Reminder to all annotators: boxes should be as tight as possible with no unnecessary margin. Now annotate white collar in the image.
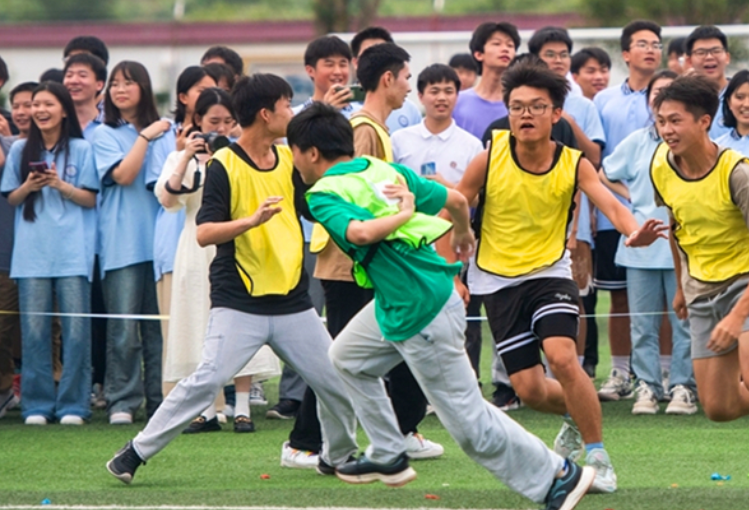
[417,119,456,141]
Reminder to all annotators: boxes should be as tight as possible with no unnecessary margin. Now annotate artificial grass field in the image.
[1,295,748,510]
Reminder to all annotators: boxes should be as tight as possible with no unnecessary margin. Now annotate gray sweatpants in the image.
[133,307,358,465]
[329,292,563,504]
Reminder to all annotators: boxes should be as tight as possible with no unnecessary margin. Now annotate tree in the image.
[313,0,383,34]
[583,0,749,26]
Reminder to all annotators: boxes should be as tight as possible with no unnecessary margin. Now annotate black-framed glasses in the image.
[508,104,550,116]
[691,47,726,58]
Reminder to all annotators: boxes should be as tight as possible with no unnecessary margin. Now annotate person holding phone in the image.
[92,61,171,425]
[0,82,98,426]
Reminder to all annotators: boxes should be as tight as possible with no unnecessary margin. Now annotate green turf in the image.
[1,294,748,510]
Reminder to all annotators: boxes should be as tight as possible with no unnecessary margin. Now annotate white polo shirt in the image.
[391,119,483,185]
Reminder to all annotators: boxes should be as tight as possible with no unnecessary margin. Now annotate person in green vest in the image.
[288,101,596,510]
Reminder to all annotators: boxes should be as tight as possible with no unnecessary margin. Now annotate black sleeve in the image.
[293,168,314,222]
[552,118,578,149]
[196,159,231,225]
[481,116,510,147]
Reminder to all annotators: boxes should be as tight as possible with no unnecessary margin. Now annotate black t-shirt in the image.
[196,143,313,315]
[481,116,578,149]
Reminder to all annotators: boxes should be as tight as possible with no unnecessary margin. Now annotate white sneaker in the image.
[216,412,227,424]
[280,441,319,469]
[25,415,47,425]
[660,369,671,402]
[632,381,659,415]
[553,418,583,462]
[0,389,19,419]
[425,404,435,416]
[586,447,617,493]
[109,412,133,425]
[60,415,84,425]
[666,385,698,415]
[597,368,633,401]
[404,432,444,459]
[249,382,268,406]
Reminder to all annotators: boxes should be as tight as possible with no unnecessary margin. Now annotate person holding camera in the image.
[155,88,280,434]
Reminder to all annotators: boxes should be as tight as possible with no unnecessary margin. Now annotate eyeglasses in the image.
[691,47,726,58]
[631,41,663,51]
[542,50,570,61]
[508,104,550,116]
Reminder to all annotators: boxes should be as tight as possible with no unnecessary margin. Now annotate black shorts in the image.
[484,278,579,376]
[593,230,627,291]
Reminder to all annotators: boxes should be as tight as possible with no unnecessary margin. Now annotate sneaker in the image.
[335,452,417,487]
[233,415,255,433]
[280,441,319,469]
[182,415,221,434]
[266,399,300,420]
[597,369,633,401]
[0,388,19,418]
[492,383,522,411]
[404,432,444,459]
[544,460,595,510]
[661,369,671,402]
[665,385,698,415]
[223,404,234,419]
[317,455,357,476]
[632,381,659,415]
[586,447,617,493]
[24,415,47,425]
[249,382,268,406]
[425,404,435,416]
[553,419,583,462]
[109,412,133,425]
[106,441,144,484]
[216,412,227,424]
[91,383,106,409]
[582,363,596,380]
[60,415,84,425]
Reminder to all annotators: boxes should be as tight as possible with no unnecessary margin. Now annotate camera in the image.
[196,132,231,153]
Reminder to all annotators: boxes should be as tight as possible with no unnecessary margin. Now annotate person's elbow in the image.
[196,224,212,248]
[445,189,468,216]
[345,221,375,246]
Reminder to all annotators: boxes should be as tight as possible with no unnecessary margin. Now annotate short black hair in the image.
[203,62,236,92]
[417,64,460,94]
[39,68,64,83]
[469,22,521,75]
[722,70,749,129]
[685,26,728,55]
[304,36,352,67]
[201,46,244,77]
[63,53,108,85]
[646,69,678,101]
[570,47,611,74]
[356,43,410,93]
[0,56,8,86]
[668,37,687,57]
[287,102,354,160]
[653,74,720,127]
[9,82,38,103]
[351,27,394,58]
[620,20,662,52]
[63,36,109,65]
[508,53,548,69]
[232,73,293,128]
[448,53,478,73]
[528,26,573,56]
[502,60,569,109]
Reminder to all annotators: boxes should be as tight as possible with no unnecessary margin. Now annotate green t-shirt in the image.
[307,158,462,341]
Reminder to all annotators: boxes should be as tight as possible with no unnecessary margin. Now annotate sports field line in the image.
[0,507,528,510]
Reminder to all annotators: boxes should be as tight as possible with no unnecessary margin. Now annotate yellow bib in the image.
[650,143,749,282]
[310,115,394,254]
[476,130,580,277]
[210,145,303,296]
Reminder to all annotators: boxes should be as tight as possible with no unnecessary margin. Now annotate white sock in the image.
[203,402,217,421]
[611,356,630,376]
[235,392,250,418]
[660,355,672,374]
[578,355,584,366]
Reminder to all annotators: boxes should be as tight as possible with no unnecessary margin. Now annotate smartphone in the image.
[29,161,49,173]
[349,85,366,102]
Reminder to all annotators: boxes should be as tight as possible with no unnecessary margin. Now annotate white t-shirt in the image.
[391,119,483,185]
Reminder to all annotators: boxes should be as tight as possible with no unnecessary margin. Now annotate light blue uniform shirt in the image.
[92,122,160,276]
[82,118,103,142]
[1,138,99,280]
[715,129,749,156]
[147,121,185,281]
[710,87,731,140]
[602,125,673,270]
[594,81,650,231]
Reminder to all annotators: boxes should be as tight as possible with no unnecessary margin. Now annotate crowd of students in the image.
[1,18,749,510]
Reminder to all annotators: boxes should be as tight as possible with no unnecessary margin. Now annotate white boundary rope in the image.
[0,507,526,510]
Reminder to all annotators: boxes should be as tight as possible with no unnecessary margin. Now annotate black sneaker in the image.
[317,455,357,476]
[233,415,255,433]
[544,460,595,510]
[106,441,144,484]
[491,383,522,411]
[182,415,222,434]
[265,399,300,420]
[335,452,416,487]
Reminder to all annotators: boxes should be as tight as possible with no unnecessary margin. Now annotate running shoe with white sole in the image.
[106,441,144,484]
[249,382,268,406]
[553,418,583,462]
[0,389,19,419]
[597,369,633,401]
[404,432,444,459]
[280,441,319,469]
[632,380,659,415]
[665,385,698,415]
[335,452,417,487]
[544,460,595,510]
[586,447,617,493]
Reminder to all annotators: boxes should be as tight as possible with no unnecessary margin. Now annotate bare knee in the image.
[547,353,580,382]
[702,400,739,422]
[515,383,548,409]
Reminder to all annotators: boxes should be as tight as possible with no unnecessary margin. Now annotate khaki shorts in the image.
[687,278,749,359]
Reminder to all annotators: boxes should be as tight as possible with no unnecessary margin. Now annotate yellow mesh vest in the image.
[650,143,749,282]
[476,130,580,277]
[210,145,303,296]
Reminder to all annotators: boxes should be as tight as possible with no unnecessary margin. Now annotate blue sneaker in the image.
[544,460,595,510]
